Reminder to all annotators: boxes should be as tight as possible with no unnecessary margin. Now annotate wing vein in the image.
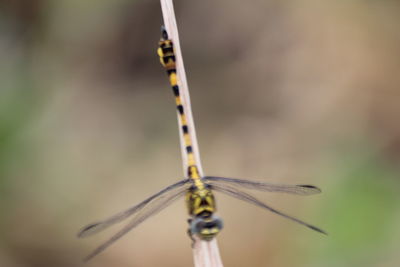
[210,183,326,235]
[204,176,321,195]
[78,179,190,238]
[82,188,187,261]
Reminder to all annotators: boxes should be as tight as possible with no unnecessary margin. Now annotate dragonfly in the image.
[77,26,326,261]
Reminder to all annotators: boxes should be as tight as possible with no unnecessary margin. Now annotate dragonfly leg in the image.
[187,218,196,247]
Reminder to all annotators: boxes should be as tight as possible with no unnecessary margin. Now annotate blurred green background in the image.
[1,0,400,266]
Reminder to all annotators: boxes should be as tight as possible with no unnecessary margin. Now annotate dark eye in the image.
[195,221,205,230]
[191,219,206,233]
[205,221,216,228]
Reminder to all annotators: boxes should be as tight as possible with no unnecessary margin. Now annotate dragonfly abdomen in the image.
[158,28,223,241]
[158,28,199,177]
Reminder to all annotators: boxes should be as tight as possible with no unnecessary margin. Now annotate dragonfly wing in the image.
[204,176,321,195]
[211,183,327,235]
[78,179,190,238]
[82,184,189,261]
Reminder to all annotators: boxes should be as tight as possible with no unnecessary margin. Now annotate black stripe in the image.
[163,47,174,54]
[177,105,184,114]
[167,69,176,75]
[172,85,179,96]
[163,55,176,63]
[186,146,193,153]
[182,125,189,134]
[187,166,194,178]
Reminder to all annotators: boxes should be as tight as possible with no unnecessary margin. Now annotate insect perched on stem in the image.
[77,26,326,262]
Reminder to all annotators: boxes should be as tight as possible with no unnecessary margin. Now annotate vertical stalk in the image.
[159,1,224,267]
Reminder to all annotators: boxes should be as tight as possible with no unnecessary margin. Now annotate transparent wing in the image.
[203,176,321,195]
[210,183,327,235]
[81,183,190,261]
[78,179,191,261]
[78,179,190,238]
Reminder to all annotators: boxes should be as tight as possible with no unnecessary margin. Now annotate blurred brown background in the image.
[1,0,400,266]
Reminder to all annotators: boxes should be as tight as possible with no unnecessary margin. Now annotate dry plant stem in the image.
[192,236,224,267]
[160,0,202,175]
[160,1,224,267]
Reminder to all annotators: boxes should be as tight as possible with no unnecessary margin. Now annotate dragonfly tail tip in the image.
[160,25,169,40]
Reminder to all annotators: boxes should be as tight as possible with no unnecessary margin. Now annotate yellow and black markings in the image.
[158,28,201,181]
[77,26,325,262]
[158,27,221,240]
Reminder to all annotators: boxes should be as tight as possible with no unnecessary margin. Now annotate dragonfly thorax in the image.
[186,184,216,216]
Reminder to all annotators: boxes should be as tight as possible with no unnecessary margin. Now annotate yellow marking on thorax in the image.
[185,174,216,216]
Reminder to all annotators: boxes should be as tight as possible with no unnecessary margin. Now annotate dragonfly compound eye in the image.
[190,215,224,241]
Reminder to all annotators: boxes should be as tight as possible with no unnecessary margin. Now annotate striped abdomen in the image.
[157,27,223,241]
[157,29,200,181]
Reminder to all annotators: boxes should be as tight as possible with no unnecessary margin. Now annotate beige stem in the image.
[159,1,224,267]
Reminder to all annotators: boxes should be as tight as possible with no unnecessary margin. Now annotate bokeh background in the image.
[1,0,400,266]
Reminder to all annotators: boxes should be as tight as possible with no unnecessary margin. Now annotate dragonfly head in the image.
[189,214,224,241]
